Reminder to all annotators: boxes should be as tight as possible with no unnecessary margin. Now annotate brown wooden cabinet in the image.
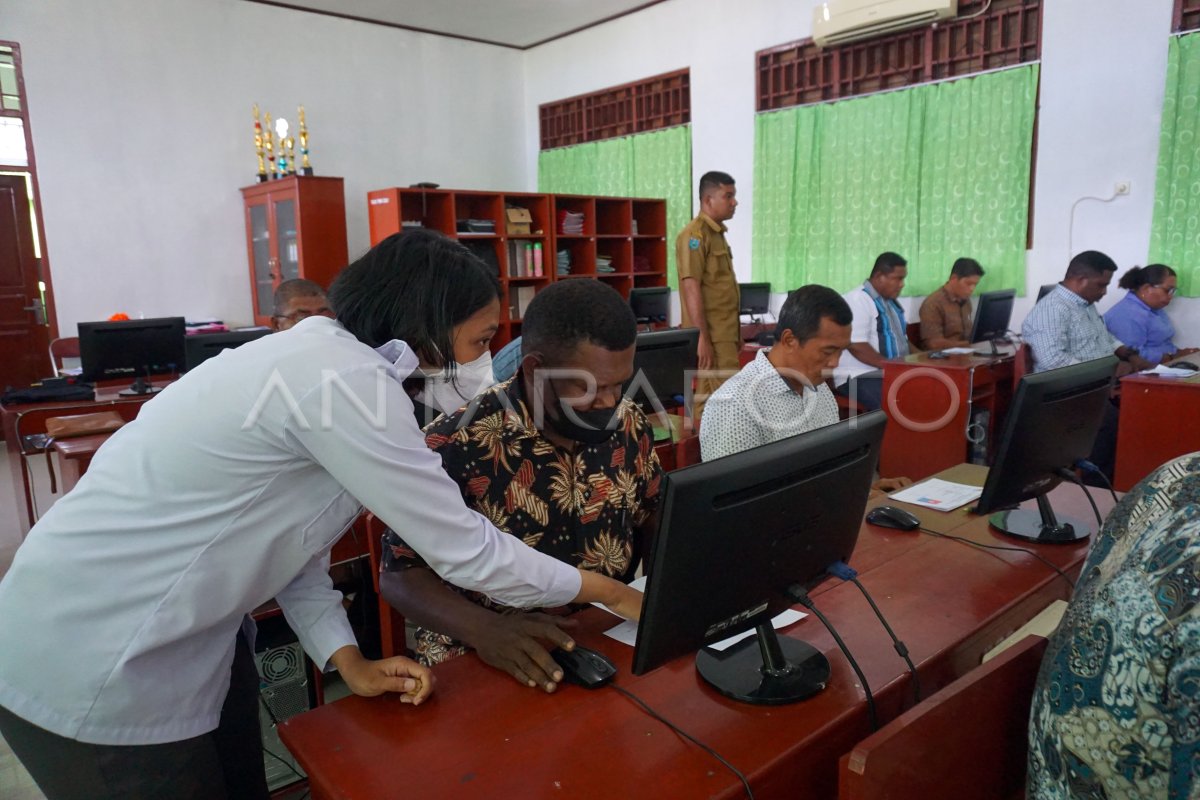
[366,186,668,350]
[240,176,348,327]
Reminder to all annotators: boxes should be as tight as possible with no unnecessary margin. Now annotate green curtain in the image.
[753,64,1038,296]
[1150,33,1200,296]
[538,125,692,287]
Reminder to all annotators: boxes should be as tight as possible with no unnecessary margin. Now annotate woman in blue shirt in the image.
[1104,264,1197,364]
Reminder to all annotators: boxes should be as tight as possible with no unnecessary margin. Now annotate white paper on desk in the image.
[889,478,982,512]
[1143,364,1197,378]
[602,607,807,649]
[939,347,976,355]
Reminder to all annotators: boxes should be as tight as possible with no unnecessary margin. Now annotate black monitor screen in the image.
[1037,284,1056,301]
[78,317,186,385]
[623,328,699,413]
[975,356,1118,542]
[185,329,271,372]
[629,287,670,326]
[632,411,886,704]
[970,289,1016,343]
[739,283,771,315]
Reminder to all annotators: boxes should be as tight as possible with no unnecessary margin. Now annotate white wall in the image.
[522,0,1200,340]
[4,0,527,330]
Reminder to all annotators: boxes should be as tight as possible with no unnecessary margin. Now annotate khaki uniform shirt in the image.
[918,286,973,348]
[675,213,740,344]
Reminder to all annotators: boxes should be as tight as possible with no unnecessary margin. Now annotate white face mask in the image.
[415,350,495,414]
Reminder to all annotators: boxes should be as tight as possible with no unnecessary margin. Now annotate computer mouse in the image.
[1173,360,1198,371]
[551,645,617,689]
[866,505,921,531]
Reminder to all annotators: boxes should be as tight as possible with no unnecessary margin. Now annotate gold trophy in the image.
[275,118,290,176]
[253,104,267,182]
[298,105,313,176]
[285,132,297,176]
[264,111,277,179]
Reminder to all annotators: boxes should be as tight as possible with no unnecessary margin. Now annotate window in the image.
[539,70,690,150]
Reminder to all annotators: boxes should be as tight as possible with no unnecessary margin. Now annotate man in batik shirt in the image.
[380,280,662,693]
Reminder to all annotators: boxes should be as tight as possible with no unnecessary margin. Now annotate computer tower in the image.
[255,627,309,791]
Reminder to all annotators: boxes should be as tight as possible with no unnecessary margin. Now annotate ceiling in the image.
[248,0,669,49]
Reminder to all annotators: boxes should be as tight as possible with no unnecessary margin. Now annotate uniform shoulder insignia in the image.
[688,237,701,250]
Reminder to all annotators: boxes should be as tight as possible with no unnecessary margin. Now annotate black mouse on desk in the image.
[551,645,617,689]
[866,505,921,531]
[1173,360,1199,371]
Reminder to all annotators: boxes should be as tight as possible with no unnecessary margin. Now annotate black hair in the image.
[775,285,853,344]
[1065,250,1118,279]
[950,258,985,279]
[699,171,736,201]
[1118,263,1176,291]
[870,252,908,278]
[273,278,326,316]
[521,280,636,366]
[327,229,500,372]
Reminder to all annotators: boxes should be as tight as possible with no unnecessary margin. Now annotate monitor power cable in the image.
[608,682,755,800]
[1075,458,1120,506]
[786,585,879,731]
[1053,467,1105,528]
[826,561,921,704]
[917,526,1075,589]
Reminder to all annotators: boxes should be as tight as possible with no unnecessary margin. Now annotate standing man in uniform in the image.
[675,171,741,423]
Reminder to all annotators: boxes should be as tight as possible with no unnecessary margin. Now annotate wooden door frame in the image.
[0,41,58,342]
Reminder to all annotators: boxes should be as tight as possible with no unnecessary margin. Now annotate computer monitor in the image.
[78,317,186,395]
[623,327,699,415]
[185,329,271,372]
[628,287,670,328]
[632,411,887,705]
[969,289,1016,347]
[975,356,1119,543]
[1037,284,1056,301]
[739,282,771,316]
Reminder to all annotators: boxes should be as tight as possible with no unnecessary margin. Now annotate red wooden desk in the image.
[279,469,1114,800]
[879,352,1015,481]
[51,433,114,494]
[1114,372,1200,491]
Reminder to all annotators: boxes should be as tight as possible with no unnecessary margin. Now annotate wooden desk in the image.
[1,387,160,536]
[279,469,1115,800]
[1114,372,1200,491]
[879,352,1015,481]
[51,433,114,495]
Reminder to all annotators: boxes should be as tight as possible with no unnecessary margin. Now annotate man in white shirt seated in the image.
[700,285,912,493]
[835,252,912,411]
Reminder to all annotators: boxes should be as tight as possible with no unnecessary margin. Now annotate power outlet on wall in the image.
[1114,181,1131,196]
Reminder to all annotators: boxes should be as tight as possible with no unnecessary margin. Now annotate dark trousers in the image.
[0,635,269,800]
[836,371,884,412]
[1084,398,1121,485]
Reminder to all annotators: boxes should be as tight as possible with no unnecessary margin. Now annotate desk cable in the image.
[785,585,879,731]
[917,526,1075,589]
[1075,459,1120,506]
[1053,467,1105,529]
[825,562,921,704]
[607,683,754,800]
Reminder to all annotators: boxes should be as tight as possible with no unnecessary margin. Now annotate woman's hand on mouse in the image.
[470,612,577,692]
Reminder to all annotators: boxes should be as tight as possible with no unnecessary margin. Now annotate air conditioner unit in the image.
[812,0,958,48]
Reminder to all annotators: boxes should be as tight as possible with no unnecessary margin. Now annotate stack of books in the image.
[556,249,571,275]
[558,210,584,235]
[596,255,615,274]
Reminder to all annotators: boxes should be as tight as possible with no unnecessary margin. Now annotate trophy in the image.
[264,112,277,179]
[275,118,290,176]
[253,104,267,182]
[298,105,313,176]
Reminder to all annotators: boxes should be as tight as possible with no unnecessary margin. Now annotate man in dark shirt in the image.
[918,258,984,350]
[380,280,663,692]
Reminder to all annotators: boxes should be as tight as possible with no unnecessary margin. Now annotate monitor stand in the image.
[118,376,163,397]
[695,623,829,705]
[988,492,1092,543]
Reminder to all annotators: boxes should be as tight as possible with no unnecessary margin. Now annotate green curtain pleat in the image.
[538,125,692,288]
[753,64,1038,296]
[1150,33,1200,296]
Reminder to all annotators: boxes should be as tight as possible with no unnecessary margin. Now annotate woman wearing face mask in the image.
[1104,264,1198,365]
[0,229,642,800]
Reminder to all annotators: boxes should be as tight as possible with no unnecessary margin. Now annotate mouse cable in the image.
[1053,468,1104,529]
[1074,459,1120,506]
[786,586,879,731]
[608,683,755,800]
[825,562,921,704]
[917,527,1074,589]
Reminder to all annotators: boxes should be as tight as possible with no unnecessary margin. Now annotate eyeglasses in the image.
[1152,285,1178,296]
